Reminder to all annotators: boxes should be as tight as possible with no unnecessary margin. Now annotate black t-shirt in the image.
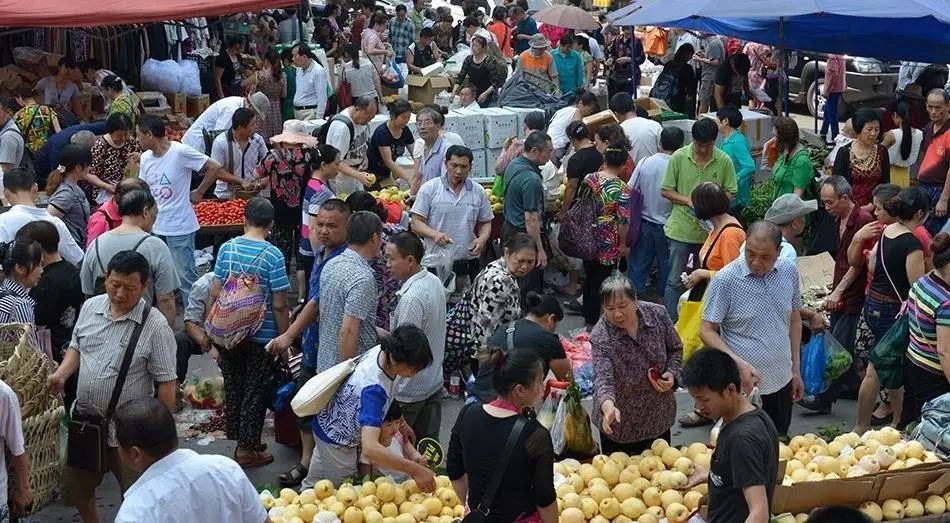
[214,52,242,97]
[366,123,414,181]
[566,146,604,181]
[707,408,779,523]
[470,319,566,403]
[870,231,923,300]
[714,61,744,108]
[447,404,556,522]
[31,259,84,360]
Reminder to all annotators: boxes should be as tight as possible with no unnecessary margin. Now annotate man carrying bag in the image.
[49,250,178,523]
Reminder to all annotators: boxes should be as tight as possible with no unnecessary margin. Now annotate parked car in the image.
[786,52,900,120]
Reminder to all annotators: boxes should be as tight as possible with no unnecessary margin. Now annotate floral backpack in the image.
[205,246,268,350]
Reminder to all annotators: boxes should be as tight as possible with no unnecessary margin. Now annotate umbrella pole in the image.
[814,54,819,134]
[780,16,790,117]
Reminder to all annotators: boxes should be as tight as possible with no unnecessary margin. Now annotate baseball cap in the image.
[764,194,818,225]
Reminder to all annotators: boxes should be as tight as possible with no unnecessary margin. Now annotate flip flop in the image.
[235,451,274,469]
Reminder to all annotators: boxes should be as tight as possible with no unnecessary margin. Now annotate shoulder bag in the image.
[625,169,645,249]
[205,245,268,350]
[67,305,149,472]
[463,415,528,523]
[557,173,600,261]
[337,67,353,109]
[869,233,911,389]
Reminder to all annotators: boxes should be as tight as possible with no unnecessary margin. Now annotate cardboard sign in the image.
[797,252,835,294]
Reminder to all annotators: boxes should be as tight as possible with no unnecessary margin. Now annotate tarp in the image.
[0,0,296,28]
[608,0,950,62]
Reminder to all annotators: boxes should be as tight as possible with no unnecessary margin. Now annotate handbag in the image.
[625,168,644,249]
[444,281,481,376]
[557,175,600,261]
[868,232,910,389]
[337,67,353,109]
[66,305,149,472]
[463,415,527,523]
[291,354,362,417]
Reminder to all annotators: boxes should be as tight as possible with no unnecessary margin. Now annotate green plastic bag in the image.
[490,174,505,200]
[869,314,908,389]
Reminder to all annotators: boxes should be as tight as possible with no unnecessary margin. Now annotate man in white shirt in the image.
[547,92,600,165]
[0,378,30,522]
[454,85,481,110]
[385,232,447,442]
[612,91,662,166]
[0,167,84,265]
[210,108,268,199]
[292,43,329,121]
[412,107,464,193]
[137,114,250,303]
[0,95,25,179]
[324,95,379,187]
[180,93,269,153]
[114,398,268,523]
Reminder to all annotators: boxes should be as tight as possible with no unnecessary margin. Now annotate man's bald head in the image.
[748,221,782,249]
[70,130,97,148]
[745,221,783,277]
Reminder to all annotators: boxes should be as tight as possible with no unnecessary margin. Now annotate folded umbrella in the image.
[533,4,600,31]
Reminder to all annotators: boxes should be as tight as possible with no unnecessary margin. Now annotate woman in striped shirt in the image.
[903,232,950,427]
[0,239,43,327]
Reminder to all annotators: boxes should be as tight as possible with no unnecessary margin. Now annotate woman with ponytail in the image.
[299,145,341,290]
[882,101,923,188]
[579,139,632,327]
[0,238,43,326]
[46,144,92,246]
[448,349,557,523]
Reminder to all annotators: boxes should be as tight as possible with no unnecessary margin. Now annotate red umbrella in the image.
[533,4,600,31]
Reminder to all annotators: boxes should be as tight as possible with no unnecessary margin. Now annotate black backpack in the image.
[314,115,355,148]
[649,67,680,105]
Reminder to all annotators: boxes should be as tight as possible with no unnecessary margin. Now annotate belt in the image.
[295,105,318,110]
[868,287,902,304]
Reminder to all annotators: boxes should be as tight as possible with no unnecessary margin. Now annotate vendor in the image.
[453,35,506,106]
[301,325,436,490]
[406,28,442,75]
[209,108,267,199]
[35,57,82,126]
[367,99,415,188]
[517,34,559,94]
[214,35,246,100]
[180,92,269,154]
[455,85,480,110]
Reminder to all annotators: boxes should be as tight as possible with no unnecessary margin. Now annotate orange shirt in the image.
[487,21,513,58]
[519,50,553,76]
[700,225,746,271]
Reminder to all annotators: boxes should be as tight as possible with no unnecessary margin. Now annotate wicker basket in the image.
[14,404,65,514]
[0,324,55,418]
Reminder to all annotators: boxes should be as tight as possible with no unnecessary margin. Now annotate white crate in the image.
[445,109,486,149]
[485,147,503,178]
[480,108,518,149]
[700,109,774,149]
[663,119,695,145]
[470,148,488,181]
[504,107,545,138]
[368,114,389,137]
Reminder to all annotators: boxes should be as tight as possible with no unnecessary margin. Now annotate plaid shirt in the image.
[388,17,416,60]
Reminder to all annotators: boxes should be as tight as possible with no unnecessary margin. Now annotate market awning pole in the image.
[780,16,790,117]
[814,54,820,134]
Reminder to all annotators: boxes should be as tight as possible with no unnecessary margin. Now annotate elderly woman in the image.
[362,14,393,74]
[902,232,950,428]
[468,233,539,347]
[454,35,507,106]
[87,113,138,205]
[592,274,682,454]
[256,133,314,276]
[13,83,60,154]
[833,108,890,210]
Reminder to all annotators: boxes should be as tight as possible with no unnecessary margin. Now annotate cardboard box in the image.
[582,110,618,137]
[445,109,485,149]
[480,108,518,149]
[634,97,669,120]
[165,93,187,114]
[663,119,695,145]
[485,147,503,178]
[406,75,452,105]
[186,94,210,118]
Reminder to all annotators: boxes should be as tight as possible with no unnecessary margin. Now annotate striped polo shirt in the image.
[213,236,290,343]
[907,272,950,375]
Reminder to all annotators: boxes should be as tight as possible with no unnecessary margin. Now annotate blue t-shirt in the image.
[212,237,290,343]
[301,243,348,368]
[313,346,398,447]
[34,122,107,185]
[514,17,539,54]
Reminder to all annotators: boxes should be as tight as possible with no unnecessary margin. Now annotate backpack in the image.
[649,67,680,104]
[315,114,355,149]
[93,234,151,295]
[0,125,35,173]
[204,246,268,350]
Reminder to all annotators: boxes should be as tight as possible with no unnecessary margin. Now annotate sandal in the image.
[279,463,309,487]
[678,410,714,428]
[870,412,893,426]
[235,450,274,469]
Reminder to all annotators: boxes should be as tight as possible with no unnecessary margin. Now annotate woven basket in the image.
[0,324,55,418]
[12,404,65,514]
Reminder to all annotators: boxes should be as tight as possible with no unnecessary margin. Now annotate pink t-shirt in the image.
[825,54,846,94]
[86,198,121,248]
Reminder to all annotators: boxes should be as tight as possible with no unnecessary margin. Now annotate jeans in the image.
[863,296,902,344]
[918,182,949,237]
[819,311,861,403]
[820,92,841,141]
[664,238,701,323]
[160,232,197,304]
[627,221,670,297]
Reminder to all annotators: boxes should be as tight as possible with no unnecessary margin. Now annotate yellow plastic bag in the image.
[676,299,705,363]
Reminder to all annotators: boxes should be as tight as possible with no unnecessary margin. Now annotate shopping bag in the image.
[676,299,704,363]
[290,356,360,416]
[551,378,598,456]
[823,331,853,382]
[557,197,599,261]
[801,332,828,396]
[869,314,909,389]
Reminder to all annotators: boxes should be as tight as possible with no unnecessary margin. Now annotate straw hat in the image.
[248,92,270,121]
[271,121,318,147]
[529,34,550,49]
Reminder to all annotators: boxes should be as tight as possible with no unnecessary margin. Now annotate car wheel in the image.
[806,80,826,117]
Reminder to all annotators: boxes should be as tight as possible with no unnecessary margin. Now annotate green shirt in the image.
[661,145,738,244]
[503,155,544,230]
[281,66,297,122]
[717,130,755,209]
[771,148,814,200]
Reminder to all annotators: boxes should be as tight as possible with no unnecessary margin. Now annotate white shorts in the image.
[301,437,358,489]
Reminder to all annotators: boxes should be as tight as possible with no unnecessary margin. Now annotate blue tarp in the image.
[653,15,950,62]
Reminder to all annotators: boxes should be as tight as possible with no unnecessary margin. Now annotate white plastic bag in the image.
[551,394,569,454]
[177,59,202,96]
[141,59,183,94]
[421,243,456,295]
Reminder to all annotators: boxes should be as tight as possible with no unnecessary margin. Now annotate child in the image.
[358,403,425,481]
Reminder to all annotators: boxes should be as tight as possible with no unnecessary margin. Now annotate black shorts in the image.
[294,364,317,428]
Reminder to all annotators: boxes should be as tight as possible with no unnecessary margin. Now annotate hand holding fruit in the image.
[601,400,621,435]
[412,464,437,493]
[682,464,708,490]
[362,172,376,187]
